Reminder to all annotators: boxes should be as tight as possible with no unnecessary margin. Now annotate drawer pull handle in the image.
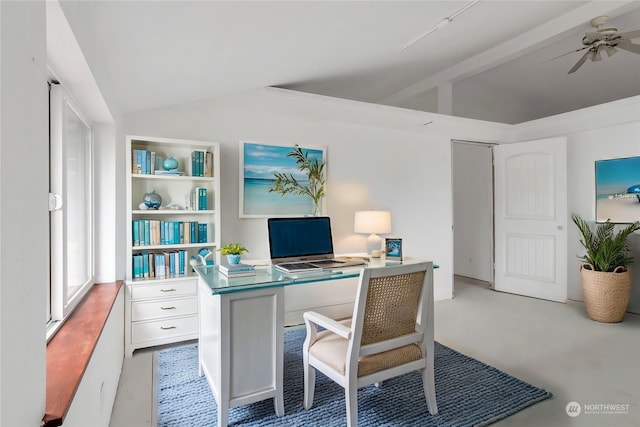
[160,288,177,292]
[160,306,177,310]
[160,326,177,330]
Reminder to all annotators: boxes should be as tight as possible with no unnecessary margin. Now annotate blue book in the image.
[140,150,147,175]
[143,220,150,246]
[168,222,174,245]
[135,150,143,174]
[173,222,180,244]
[138,221,144,246]
[132,220,139,246]
[198,223,207,243]
[155,253,165,277]
[179,250,186,275]
[169,252,176,274]
[146,150,152,174]
[190,151,197,176]
[133,254,142,278]
[190,222,197,243]
[198,188,207,211]
[142,251,149,278]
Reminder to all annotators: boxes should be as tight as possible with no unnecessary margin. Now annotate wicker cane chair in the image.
[302,261,438,427]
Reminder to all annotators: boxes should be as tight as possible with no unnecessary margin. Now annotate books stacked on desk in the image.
[219,263,256,278]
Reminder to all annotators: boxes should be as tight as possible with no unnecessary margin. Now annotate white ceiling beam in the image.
[379,1,638,107]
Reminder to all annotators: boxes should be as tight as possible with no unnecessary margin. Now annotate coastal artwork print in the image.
[240,141,325,218]
[595,156,640,223]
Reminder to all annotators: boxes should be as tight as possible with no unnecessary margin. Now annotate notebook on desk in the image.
[268,216,365,273]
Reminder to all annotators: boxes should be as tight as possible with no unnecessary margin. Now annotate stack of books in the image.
[219,263,256,278]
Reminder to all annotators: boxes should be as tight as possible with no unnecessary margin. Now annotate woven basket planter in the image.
[580,264,631,323]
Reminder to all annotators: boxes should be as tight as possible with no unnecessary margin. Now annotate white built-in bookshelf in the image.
[124,135,221,356]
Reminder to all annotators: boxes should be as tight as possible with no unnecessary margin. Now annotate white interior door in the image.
[494,137,567,302]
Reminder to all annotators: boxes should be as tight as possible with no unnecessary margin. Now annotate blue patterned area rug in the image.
[156,327,551,427]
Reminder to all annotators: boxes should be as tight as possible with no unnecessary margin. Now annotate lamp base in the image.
[366,234,383,256]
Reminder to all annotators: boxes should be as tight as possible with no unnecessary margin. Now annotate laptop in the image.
[268,216,365,273]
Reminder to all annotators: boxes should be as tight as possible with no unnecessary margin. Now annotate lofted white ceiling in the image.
[57,0,640,124]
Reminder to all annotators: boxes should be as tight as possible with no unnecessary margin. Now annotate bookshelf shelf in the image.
[131,209,216,215]
[125,135,221,356]
[132,242,217,250]
[131,174,216,182]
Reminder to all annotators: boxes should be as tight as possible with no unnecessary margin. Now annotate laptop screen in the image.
[268,216,334,262]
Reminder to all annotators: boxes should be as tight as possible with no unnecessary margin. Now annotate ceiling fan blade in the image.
[568,50,591,74]
[618,29,640,39]
[548,45,590,62]
[616,40,640,54]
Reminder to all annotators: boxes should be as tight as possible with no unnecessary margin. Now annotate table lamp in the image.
[354,210,391,257]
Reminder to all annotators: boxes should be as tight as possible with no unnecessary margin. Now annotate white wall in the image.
[511,97,640,313]
[452,142,493,283]
[0,1,48,424]
[124,88,512,301]
[0,2,123,425]
[565,121,640,312]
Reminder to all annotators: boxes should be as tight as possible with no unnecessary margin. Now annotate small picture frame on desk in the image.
[385,238,403,261]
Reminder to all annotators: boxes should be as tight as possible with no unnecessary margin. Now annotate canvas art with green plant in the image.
[218,243,249,256]
[572,214,640,272]
[269,145,325,215]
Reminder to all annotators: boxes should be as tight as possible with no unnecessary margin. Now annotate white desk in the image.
[194,260,435,427]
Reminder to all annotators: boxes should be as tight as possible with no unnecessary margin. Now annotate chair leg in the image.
[303,360,316,409]
[345,383,358,427]
[421,367,438,415]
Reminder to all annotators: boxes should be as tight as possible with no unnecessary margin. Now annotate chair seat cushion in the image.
[309,320,422,377]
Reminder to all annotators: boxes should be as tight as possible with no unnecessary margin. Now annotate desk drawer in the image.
[131,315,198,343]
[130,280,196,300]
[131,296,198,321]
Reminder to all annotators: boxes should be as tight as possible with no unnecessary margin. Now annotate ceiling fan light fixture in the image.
[591,47,602,62]
[604,45,617,57]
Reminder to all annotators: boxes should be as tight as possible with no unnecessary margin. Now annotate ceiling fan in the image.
[566,16,640,74]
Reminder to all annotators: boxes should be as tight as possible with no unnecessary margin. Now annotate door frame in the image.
[451,139,497,287]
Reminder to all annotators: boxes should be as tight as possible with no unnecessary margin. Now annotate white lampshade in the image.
[354,210,391,255]
[354,210,391,234]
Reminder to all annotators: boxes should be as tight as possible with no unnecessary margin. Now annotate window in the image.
[48,82,94,332]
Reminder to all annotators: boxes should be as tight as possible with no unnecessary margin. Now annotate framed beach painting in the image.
[595,156,640,223]
[240,141,326,218]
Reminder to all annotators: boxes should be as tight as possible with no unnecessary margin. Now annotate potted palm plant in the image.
[219,243,249,265]
[572,214,640,322]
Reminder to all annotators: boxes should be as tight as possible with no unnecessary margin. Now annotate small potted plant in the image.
[219,243,249,265]
[572,214,640,322]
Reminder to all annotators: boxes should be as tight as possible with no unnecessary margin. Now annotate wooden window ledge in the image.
[42,281,123,427]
